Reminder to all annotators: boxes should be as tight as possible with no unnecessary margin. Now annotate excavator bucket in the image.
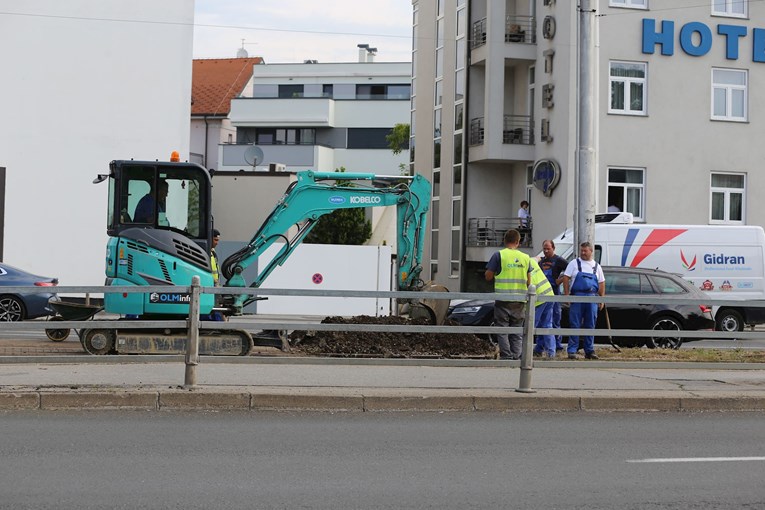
[408,282,450,325]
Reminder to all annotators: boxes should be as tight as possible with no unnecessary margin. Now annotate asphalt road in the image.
[1,411,764,509]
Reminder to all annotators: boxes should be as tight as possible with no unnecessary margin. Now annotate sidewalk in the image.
[1,358,765,412]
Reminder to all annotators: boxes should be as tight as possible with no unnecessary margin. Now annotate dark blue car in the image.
[0,263,59,321]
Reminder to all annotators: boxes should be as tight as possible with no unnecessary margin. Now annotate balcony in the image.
[469,117,484,146]
[466,217,533,263]
[229,97,335,127]
[505,16,536,45]
[471,18,487,49]
[503,115,534,145]
[219,143,318,170]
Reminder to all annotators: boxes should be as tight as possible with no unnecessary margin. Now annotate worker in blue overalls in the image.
[562,241,605,360]
[539,239,569,352]
[529,258,556,358]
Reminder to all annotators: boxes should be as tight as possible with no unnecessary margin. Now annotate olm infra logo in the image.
[680,250,697,271]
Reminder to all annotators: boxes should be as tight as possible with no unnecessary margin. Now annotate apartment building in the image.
[412,0,765,291]
[220,60,410,175]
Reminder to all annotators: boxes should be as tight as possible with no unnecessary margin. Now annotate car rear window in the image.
[650,275,687,294]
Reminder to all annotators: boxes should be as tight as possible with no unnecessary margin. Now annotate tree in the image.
[385,123,410,155]
[304,168,372,245]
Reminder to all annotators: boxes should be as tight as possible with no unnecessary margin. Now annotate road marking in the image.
[627,457,765,463]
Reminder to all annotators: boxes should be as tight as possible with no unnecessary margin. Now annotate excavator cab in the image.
[99,160,215,317]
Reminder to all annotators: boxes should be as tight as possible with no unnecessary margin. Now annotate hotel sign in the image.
[642,18,765,61]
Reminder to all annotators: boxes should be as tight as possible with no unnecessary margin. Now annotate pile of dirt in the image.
[290,315,495,358]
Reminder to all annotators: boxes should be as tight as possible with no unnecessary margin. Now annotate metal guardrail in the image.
[503,115,534,145]
[471,18,487,49]
[505,15,536,44]
[469,117,484,146]
[467,217,533,248]
[3,283,765,392]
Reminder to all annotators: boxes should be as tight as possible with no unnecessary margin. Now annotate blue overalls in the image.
[542,261,563,350]
[567,259,600,356]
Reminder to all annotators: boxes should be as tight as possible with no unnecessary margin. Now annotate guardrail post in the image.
[517,284,537,393]
[184,275,201,388]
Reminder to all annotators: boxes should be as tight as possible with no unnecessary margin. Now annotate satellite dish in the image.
[243,145,264,168]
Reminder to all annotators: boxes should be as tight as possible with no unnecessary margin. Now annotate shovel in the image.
[603,305,621,353]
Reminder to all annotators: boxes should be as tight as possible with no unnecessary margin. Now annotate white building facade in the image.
[412,0,765,292]
[0,0,194,285]
[220,61,411,175]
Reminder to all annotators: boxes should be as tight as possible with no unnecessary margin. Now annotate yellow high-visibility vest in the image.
[211,249,219,286]
[494,248,530,301]
[529,258,554,307]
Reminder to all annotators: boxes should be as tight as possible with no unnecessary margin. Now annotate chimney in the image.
[367,47,377,62]
[357,43,369,62]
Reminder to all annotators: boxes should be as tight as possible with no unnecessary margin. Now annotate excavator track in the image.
[78,328,253,356]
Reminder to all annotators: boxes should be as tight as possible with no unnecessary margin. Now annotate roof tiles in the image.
[191,57,263,116]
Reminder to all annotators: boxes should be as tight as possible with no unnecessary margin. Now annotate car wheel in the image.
[0,295,25,322]
[716,309,744,333]
[646,316,683,349]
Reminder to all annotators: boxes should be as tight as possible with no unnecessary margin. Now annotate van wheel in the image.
[716,309,744,333]
[646,316,683,350]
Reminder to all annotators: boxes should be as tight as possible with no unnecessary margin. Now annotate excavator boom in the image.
[220,170,431,313]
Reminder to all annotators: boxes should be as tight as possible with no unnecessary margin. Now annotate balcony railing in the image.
[505,15,536,44]
[468,217,533,248]
[469,117,484,146]
[471,18,487,49]
[503,115,534,145]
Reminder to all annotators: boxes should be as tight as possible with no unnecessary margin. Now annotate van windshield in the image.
[557,242,574,260]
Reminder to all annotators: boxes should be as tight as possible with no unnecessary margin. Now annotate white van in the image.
[550,217,765,332]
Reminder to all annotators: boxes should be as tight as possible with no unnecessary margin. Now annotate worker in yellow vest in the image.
[529,257,556,358]
[209,229,223,321]
[211,229,221,286]
[485,229,531,359]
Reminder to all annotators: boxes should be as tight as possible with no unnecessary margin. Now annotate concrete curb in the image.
[3,388,765,412]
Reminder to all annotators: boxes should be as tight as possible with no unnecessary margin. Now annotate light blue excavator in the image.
[85,157,434,355]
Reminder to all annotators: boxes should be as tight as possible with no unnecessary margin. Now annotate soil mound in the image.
[290,315,495,358]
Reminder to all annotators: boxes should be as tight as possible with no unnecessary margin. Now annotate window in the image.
[712,0,747,17]
[605,273,646,294]
[119,165,207,238]
[710,172,745,224]
[650,276,687,294]
[347,128,394,149]
[610,0,647,8]
[355,84,410,100]
[253,128,315,145]
[609,62,647,115]
[608,168,645,220]
[712,68,747,121]
[278,84,304,98]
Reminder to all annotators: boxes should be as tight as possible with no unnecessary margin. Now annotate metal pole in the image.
[575,0,597,248]
[517,284,537,394]
[184,275,201,387]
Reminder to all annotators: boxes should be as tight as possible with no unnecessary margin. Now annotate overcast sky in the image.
[193,0,413,63]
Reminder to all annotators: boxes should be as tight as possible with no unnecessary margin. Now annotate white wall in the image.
[256,244,393,316]
[0,0,194,285]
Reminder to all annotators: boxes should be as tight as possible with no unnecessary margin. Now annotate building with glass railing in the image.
[221,61,411,175]
[412,0,765,292]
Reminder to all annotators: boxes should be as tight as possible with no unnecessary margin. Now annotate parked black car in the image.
[447,266,715,349]
[0,263,59,321]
